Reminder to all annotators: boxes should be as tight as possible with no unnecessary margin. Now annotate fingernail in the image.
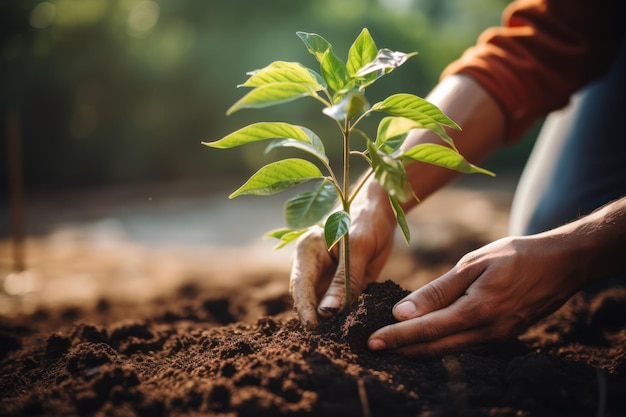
[394,300,417,320]
[368,338,386,351]
[318,295,340,315]
[302,317,317,330]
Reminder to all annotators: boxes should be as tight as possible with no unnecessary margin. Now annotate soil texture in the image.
[1,280,626,417]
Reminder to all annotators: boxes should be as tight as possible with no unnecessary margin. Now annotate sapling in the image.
[204,29,493,310]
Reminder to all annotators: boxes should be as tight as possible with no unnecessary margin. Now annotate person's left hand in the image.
[367,234,586,356]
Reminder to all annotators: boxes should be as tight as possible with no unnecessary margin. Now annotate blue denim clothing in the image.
[509,36,626,287]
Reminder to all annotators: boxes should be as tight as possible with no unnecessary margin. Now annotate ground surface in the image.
[1,181,625,416]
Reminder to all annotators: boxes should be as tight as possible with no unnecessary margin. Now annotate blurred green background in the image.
[1,0,528,197]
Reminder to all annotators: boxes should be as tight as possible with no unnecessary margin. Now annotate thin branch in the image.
[348,169,375,206]
[351,108,373,129]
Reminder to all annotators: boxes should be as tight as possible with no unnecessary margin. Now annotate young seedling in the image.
[204,29,493,310]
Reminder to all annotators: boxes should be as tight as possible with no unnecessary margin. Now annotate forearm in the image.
[401,75,506,209]
[538,196,626,289]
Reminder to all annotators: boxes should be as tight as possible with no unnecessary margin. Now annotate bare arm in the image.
[399,74,506,209]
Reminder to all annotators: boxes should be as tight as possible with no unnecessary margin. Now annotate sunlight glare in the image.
[30,2,56,29]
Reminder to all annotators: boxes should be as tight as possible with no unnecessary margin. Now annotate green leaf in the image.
[372,93,460,146]
[265,228,294,240]
[285,181,338,229]
[402,144,495,176]
[297,31,351,94]
[347,28,378,76]
[297,31,332,62]
[265,227,309,249]
[324,210,350,250]
[240,61,325,90]
[227,83,316,115]
[322,90,369,122]
[389,194,411,245]
[229,158,324,198]
[320,48,350,94]
[376,94,459,129]
[265,136,328,165]
[367,140,414,202]
[375,116,421,153]
[203,122,313,149]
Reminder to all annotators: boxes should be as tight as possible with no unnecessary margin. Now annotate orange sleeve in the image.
[441,0,623,143]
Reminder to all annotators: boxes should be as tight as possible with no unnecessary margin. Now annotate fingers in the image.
[289,229,335,329]
[372,298,473,345]
[392,257,483,321]
[317,259,347,317]
[318,230,393,317]
[391,328,492,357]
[368,297,492,356]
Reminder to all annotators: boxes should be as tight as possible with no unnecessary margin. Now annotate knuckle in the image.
[382,330,403,350]
[414,323,441,343]
[331,268,346,287]
[420,281,450,309]
[348,269,367,295]
[295,229,322,252]
[387,322,441,350]
[471,302,493,322]
[455,255,483,279]
[457,297,496,328]
[288,267,305,294]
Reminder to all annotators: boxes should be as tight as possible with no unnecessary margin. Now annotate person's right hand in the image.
[289,180,398,329]
[366,196,626,355]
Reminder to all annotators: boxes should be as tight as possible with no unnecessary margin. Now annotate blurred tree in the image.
[0,0,509,198]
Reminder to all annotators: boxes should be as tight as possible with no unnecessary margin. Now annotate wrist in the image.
[538,197,626,288]
[350,174,397,229]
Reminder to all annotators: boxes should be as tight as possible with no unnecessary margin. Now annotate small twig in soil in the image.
[357,378,372,417]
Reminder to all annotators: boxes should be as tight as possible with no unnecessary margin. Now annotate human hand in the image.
[367,234,587,356]
[289,181,398,329]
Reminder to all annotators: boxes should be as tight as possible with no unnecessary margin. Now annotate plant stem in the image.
[341,233,351,311]
[342,118,352,310]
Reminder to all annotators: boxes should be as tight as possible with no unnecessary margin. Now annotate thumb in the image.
[317,240,370,318]
[290,229,335,329]
[317,256,350,317]
[393,263,477,321]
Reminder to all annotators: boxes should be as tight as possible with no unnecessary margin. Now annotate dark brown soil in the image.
[1,280,625,417]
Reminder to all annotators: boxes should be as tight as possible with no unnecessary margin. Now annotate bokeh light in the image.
[127,1,160,37]
[29,2,56,29]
